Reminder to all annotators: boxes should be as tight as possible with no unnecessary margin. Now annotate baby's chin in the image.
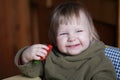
[66,51,82,56]
[68,49,85,55]
[60,48,85,56]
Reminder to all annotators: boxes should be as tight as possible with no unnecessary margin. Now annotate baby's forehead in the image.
[59,11,89,25]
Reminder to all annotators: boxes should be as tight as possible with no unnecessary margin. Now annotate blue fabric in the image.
[105,46,120,80]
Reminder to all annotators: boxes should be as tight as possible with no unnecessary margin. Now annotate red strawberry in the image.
[40,44,53,60]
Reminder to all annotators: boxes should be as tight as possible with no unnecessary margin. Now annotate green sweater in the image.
[15,40,117,80]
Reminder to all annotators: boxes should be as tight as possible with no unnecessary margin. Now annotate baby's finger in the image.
[33,55,41,60]
[32,51,46,60]
[31,44,49,50]
[36,50,47,59]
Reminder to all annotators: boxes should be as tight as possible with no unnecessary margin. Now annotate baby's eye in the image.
[76,30,83,32]
[59,33,68,35]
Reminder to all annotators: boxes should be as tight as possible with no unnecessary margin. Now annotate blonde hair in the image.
[48,1,99,46]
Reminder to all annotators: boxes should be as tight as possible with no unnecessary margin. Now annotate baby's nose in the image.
[68,35,76,42]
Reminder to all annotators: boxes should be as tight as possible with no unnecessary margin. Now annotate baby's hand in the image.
[21,44,50,64]
[40,44,53,60]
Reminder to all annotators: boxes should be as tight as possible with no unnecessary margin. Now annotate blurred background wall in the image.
[0,0,119,79]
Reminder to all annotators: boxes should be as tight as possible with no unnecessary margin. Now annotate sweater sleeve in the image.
[14,46,44,78]
[92,55,117,80]
[92,65,117,80]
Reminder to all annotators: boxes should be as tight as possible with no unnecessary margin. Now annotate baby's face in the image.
[56,11,91,55]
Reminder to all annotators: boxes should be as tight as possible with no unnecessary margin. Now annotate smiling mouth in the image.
[66,44,80,48]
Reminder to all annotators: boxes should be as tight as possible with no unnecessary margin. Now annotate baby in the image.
[15,1,117,80]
